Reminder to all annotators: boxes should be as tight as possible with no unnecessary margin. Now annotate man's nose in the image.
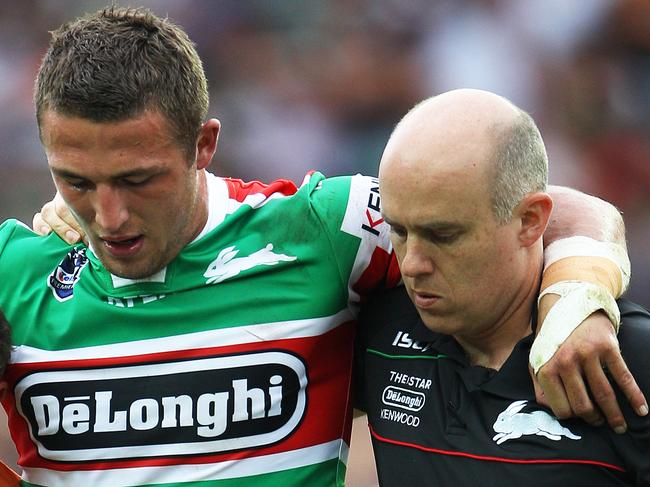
[92,185,129,233]
[399,238,435,278]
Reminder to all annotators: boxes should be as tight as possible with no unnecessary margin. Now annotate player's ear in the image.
[514,192,553,247]
[195,118,220,170]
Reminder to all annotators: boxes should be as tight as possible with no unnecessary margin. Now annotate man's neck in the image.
[187,169,210,242]
[456,264,542,371]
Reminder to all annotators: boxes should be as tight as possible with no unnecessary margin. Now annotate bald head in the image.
[380,89,548,223]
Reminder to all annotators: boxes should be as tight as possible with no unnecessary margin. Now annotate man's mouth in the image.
[101,235,144,256]
[411,290,441,309]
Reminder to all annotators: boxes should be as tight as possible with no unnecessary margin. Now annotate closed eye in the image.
[62,177,93,191]
[427,232,460,245]
[121,175,153,187]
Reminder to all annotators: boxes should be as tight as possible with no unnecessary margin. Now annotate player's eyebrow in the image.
[50,165,165,181]
[383,215,466,233]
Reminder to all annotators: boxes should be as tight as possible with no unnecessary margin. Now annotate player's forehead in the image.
[40,109,176,149]
[42,109,187,182]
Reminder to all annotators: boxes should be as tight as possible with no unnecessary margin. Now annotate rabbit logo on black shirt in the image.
[493,400,581,445]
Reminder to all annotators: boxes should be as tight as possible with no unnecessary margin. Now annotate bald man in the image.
[354,89,650,485]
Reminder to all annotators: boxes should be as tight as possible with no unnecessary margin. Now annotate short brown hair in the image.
[489,109,548,224]
[35,6,209,160]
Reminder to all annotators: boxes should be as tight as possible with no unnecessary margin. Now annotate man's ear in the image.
[515,192,553,247]
[195,118,221,170]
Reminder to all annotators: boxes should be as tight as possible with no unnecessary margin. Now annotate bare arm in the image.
[535,185,647,432]
[545,185,626,247]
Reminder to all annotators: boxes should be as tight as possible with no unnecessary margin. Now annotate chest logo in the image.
[204,244,297,284]
[492,400,581,445]
[47,247,89,302]
[15,351,307,462]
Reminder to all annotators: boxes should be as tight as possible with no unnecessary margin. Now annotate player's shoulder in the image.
[1,218,34,239]
[221,175,299,202]
[1,218,68,247]
[358,287,418,339]
[299,172,385,232]
[0,218,72,271]
[616,298,650,387]
[618,298,650,338]
[1,219,47,253]
[218,171,368,208]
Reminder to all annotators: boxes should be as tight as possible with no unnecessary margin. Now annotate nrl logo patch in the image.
[47,247,89,302]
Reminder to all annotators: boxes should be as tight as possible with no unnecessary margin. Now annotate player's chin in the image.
[415,309,447,332]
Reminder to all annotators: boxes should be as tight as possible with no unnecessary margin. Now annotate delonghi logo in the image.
[381,386,425,412]
[15,351,307,462]
[47,247,88,302]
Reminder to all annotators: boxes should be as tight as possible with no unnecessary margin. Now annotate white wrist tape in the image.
[544,236,631,293]
[529,281,620,374]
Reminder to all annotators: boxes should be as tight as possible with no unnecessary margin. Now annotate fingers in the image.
[533,311,648,433]
[534,358,573,420]
[530,365,548,407]
[34,193,84,245]
[562,356,605,426]
[32,211,52,236]
[603,348,649,418]
[53,192,85,240]
[582,355,624,432]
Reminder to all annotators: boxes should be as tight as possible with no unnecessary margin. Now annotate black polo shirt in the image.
[354,286,650,486]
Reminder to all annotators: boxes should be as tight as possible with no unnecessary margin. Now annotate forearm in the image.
[545,185,626,248]
[531,186,646,430]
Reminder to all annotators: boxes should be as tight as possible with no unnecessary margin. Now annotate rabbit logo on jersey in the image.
[204,244,297,284]
[15,351,307,462]
[492,400,581,445]
[47,247,88,302]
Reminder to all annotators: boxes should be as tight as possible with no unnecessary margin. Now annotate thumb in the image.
[530,364,550,408]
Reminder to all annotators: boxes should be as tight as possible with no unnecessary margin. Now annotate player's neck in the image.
[186,170,210,243]
[457,262,542,370]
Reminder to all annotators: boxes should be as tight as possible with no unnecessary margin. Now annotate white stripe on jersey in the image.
[22,439,347,487]
[11,308,353,364]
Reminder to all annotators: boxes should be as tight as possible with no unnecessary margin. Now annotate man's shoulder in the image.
[615,298,650,406]
[0,218,34,242]
[0,218,74,285]
[0,218,70,257]
[618,298,650,345]
[359,286,416,324]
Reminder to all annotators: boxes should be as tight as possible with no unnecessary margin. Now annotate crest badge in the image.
[47,247,89,302]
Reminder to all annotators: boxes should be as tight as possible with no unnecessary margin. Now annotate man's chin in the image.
[100,256,161,280]
[417,310,455,333]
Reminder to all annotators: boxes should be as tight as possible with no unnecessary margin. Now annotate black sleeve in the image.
[353,286,415,411]
[609,299,650,485]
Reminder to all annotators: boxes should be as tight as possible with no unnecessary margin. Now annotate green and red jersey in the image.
[0,172,400,486]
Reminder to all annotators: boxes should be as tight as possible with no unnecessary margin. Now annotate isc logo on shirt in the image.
[14,351,307,462]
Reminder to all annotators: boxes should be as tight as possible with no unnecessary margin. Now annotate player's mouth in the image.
[411,290,441,309]
[101,235,144,257]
